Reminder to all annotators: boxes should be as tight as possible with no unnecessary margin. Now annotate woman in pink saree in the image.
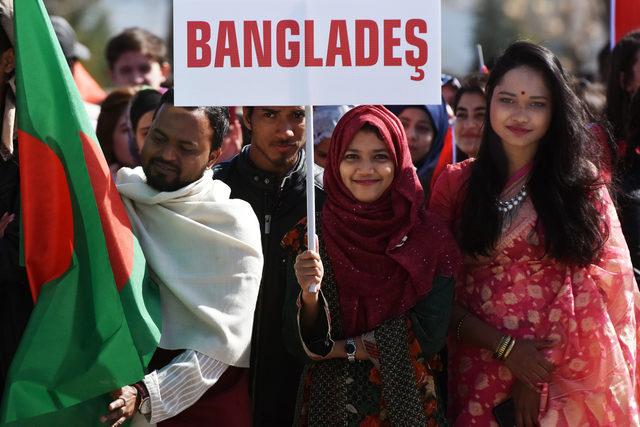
[430,41,640,426]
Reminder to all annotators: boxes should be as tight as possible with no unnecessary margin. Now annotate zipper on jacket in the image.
[264,214,272,235]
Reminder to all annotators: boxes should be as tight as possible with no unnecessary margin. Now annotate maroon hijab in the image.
[321,105,459,337]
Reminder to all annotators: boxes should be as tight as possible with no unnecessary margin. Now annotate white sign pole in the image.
[304,105,320,294]
[305,105,319,293]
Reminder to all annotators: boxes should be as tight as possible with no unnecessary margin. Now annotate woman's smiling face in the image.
[339,129,395,203]
[490,65,552,157]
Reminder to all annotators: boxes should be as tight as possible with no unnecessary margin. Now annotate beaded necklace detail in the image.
[497,185,527,214]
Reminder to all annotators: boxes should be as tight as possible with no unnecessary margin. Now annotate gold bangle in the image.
[456,312,472,341]
[493,335,511,360]
[502,337,517,361]
[498,336,514,360]
[499,336,514,360]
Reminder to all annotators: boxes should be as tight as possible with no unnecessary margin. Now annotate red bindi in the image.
[521,91,526,95]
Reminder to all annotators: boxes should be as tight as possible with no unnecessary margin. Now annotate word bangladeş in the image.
[187,19,430,81]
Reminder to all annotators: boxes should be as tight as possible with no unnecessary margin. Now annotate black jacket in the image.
[213,146,324,426]
[619,159,640,285]
[0,153,32,402]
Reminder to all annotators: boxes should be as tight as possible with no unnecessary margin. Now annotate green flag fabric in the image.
[0,1,161,425]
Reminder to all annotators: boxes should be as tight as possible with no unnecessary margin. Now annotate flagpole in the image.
[610,0,616,48]
[477,44,488,74]
[476,44,485,70]
[451,125,457,164]
[305,105,319,293]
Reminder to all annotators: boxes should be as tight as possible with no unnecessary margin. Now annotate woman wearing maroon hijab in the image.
[281,105,460,425]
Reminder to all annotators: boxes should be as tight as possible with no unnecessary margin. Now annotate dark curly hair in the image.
[154,89,229,151]
[606,31,640,141]
[458,41,606,266]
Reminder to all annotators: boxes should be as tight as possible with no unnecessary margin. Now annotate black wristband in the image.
[133,381,149,402]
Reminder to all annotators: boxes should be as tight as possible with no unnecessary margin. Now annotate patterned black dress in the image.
[281,218,454,426]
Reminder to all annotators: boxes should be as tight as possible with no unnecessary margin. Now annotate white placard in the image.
[174,0,441,106]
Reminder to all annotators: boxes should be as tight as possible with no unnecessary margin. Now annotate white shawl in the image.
[116,167,263,367]
[0,0,15,161]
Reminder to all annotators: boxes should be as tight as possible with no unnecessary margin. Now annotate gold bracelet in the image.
[493,335,511,360]
[502,337,517,361]
[497,336,511,360]
[493,336,505,359]
[492,336,504,359]
[456,312,472,341]
[498,336,514,360]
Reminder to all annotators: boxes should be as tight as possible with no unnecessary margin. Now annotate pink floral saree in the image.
[430,160,640,426]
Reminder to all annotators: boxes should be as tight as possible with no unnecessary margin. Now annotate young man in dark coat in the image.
[213,106,324,426]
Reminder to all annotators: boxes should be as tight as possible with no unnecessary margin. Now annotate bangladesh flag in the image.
[611,0,640,45]
[0,1,161,425]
